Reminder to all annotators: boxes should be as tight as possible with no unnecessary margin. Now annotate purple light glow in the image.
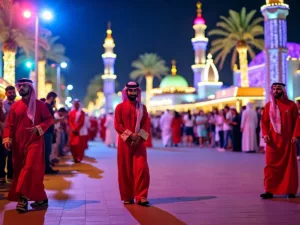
[249,42,300,67]
[194,17,206,25]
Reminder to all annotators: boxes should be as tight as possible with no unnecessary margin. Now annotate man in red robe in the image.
[69,99,86,163]
[3,78,53,212]
[261,82,300,199]
[114,81,150,206]
[171,111,183,147]
[88,117,98,141]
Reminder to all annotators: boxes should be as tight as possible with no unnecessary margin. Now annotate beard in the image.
[127,94,137,101]
[274,92,283,99]
[7,95,16,101]
[19,90,29,97]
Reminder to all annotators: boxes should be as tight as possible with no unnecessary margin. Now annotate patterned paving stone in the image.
[0,140,299,225]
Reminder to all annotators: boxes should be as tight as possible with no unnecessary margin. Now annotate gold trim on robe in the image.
[121,129,132,142]
[2,137,12,144]
[138,129,149,141]
[36,125,44,136]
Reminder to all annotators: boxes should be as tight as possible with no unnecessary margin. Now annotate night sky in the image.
[17,0,300,101]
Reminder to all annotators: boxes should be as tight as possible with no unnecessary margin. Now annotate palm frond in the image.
[130,53,168,82]
[248,17,264,29]
[216,22,234,33]
[219,16,236,31]
[248,39,264,50]
[247,46,256,60]
[208,8,264,70]
[208,29,229,37]
[231,48,238,69]
[244,9,257,27]
[248,25,264,37]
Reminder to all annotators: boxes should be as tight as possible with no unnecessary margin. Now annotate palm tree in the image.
[0,0,48,85]
[208,7,264,87]
[130,53,168,107]
[17,34,69,98]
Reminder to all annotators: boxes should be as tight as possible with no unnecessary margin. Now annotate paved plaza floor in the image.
[0,140,300,225]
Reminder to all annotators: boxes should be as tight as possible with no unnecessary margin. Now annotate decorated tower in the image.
[191,1,208,89]
[198,54,223,99]
[261,0,289,101]
[101,22,117,112]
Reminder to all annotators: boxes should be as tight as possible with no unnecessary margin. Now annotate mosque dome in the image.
[160,75,189,88]
[194,17,206,25]
[159,60,188,88]
[249,42,300,67]
[152,60,195,95]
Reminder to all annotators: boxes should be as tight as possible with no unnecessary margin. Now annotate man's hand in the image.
[264,135,271,143]
[4,142,11,151]
[291,137,298,144]
[130,133,138,141]
[26,126,38,135]
[132,136,141,150]
[72,130,79,135]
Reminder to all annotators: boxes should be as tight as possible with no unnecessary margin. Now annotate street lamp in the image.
[41,10,54,21]
[61,62,68,69]
[67,84,73,91]
[23,10,32,19]
[65,84,73,100]
[23,9,53,95]
[25,61,33,69]
[25,61,33,78]
[52,62,68,103]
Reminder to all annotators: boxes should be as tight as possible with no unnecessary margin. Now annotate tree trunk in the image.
[2,40,18,85]
[145,75,154,109]
[37,60,47,99]
[45,82,53,96]
[237,42,249,87]
[2,51,17,85]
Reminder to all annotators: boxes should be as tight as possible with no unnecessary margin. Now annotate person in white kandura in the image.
[241,102,258,153]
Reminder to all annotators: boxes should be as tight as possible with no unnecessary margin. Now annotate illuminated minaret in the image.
[261,0,289,101]
[102,22,117,112]
[191,1,208,89]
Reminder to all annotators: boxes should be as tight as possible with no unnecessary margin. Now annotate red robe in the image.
[114,100,150,202]
[100,116,106,142]
[3,99,53,201]
[171,117,183,144]
[146,116,153,148]
[69,109,86,162]
[262,99,300,195]
[88,118,98,141]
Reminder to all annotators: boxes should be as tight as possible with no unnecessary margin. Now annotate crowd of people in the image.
[0,78,100,212]
[0,79,299,213]
[151,102,300,160]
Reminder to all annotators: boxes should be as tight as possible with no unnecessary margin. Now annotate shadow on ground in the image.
[50,199,100,209]
[270,197,300,204]
[44,154,104,201]
[126,204,187,225]
[150,196,217,205]
[2,208,47,225]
